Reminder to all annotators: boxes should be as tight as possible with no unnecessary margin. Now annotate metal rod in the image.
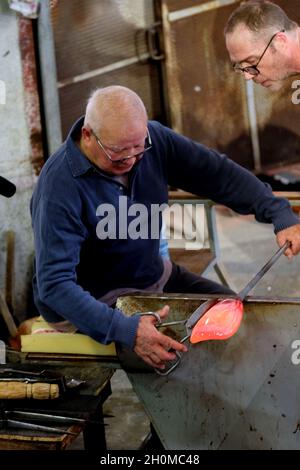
[57,54,150,89]
[37,0,62,154]
[238,241,289,301]
[0,368,46,376]
[158,320,186,327]
[168,0,240,23]
[6,410,86,424]
[5,419,77,435]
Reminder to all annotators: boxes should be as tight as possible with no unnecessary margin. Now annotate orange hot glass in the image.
[190,298,243,344]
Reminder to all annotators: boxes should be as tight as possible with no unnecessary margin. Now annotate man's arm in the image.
[152,122,300,255]
[32,196,186,365]
[32,197,140,348]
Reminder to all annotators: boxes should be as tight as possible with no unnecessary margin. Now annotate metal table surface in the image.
[118,294,300,450]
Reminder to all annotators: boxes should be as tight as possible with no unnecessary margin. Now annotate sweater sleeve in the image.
[31,196,140,348]
[153,123,299,233]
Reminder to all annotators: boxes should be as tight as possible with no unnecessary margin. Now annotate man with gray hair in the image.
[225,0,300,90]
[31,85,300,372]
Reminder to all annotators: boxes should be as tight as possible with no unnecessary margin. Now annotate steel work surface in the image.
[117,294,300,450]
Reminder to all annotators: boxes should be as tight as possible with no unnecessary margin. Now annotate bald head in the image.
[84,86,147,137]
[80,86,149,175]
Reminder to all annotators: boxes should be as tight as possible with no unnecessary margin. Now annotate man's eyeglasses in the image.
[91,128,152,165]
[233,29,285,76]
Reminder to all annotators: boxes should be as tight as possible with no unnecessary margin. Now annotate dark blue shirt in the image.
[31,118,299,348]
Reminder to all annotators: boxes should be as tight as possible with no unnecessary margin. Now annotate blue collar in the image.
[65,116,93,177]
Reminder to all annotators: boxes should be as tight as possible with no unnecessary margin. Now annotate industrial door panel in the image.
[58,63,162,139]
[157,0,253,169]
[51,0,152,80]
[163,0,212,12]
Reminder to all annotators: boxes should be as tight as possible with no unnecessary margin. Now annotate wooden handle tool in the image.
[0,381,59,399]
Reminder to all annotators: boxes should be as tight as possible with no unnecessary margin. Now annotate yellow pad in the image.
[21,317,116,356]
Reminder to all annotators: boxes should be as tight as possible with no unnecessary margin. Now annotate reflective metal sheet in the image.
[118,294,300,449]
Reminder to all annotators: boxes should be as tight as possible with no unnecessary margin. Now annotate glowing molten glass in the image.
[190,299,243,344]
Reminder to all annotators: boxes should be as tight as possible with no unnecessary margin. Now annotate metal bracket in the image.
[135,22,165,63]
[146,22,165,61]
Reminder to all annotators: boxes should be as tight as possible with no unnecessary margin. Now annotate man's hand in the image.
[276,224,300,259]
[134,305,188,370]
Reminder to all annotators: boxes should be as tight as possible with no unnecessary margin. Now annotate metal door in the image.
[50,0,164,139]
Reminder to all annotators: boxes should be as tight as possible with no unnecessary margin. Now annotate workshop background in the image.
[1,0,300,451]
[1,0,300,323]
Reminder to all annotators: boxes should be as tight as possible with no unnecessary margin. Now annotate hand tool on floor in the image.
[0,341,5,364]
[0,418,77,435]
[0,409,87,435]
[6,410,87,424]
[0,408,109,434]
[147,241,290,375]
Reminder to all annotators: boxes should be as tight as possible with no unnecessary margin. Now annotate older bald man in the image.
[225,1,300,90]
[31,85,300,371]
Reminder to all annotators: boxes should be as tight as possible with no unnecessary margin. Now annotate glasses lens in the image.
[95,129,151,164]
[243,66,259,76]
[234,65,259,76]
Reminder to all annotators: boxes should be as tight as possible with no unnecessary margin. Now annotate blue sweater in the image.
[31,118,299,348]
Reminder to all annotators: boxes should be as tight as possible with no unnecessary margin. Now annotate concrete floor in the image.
[102,369,150,450]
[214,207,300,298]
[69,206,300,450]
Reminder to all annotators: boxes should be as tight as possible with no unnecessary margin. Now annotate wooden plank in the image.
[0,424,82,451]
[169,190,300,212]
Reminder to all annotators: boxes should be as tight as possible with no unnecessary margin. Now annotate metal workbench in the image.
[118,293,300,450]
[0,359,113,451]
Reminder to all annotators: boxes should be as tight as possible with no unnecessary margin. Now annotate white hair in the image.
[84,86,147,134]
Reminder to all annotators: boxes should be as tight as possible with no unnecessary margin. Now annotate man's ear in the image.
[82,126,92,142]
[275,31,288,51]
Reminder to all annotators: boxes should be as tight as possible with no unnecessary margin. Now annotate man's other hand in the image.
[134,305,188,369]
[276,224,300,259]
